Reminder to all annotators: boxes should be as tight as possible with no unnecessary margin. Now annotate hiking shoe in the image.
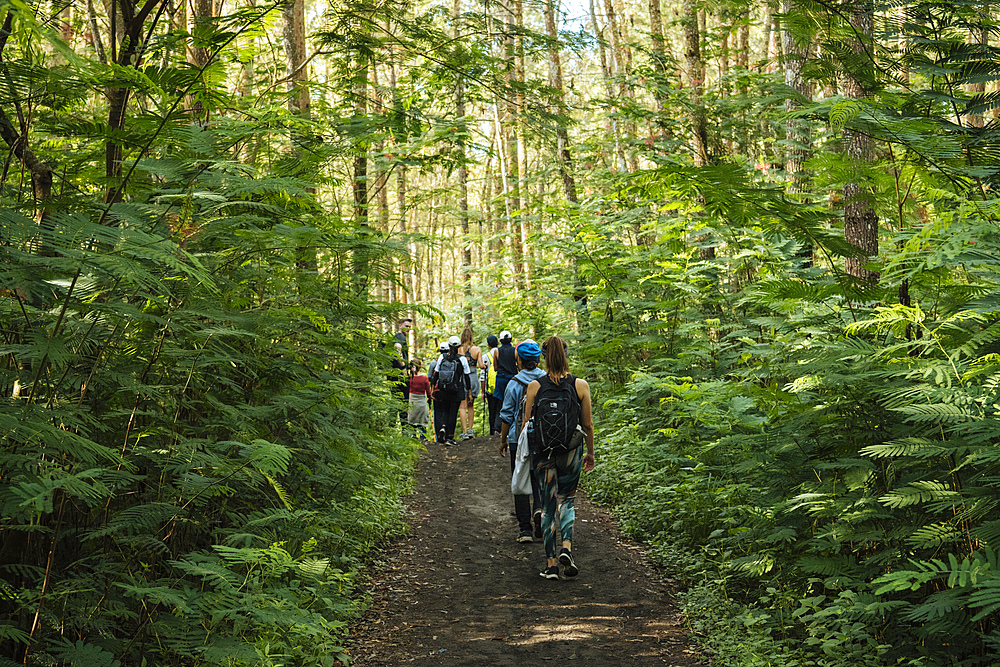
[445,438,457,447]
[517,531,534,543]
[532,511,542,539]
[540,566,559,580]
[558,548,579,577]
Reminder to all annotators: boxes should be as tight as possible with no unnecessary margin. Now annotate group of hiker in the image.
[389,319,596,581]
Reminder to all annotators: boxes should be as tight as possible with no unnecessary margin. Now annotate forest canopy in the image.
[2,0,1000,663]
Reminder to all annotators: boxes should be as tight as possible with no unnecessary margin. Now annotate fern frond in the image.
[880,480,958,508]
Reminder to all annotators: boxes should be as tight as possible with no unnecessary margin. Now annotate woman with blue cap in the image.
[498,339,545,543]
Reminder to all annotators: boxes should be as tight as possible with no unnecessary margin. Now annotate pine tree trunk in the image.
[504,0,524,290]
[454,0,472,324]
[648,0,667,111]
[783,0,814,267]
[841,1,878,283]
[352,58,371,294]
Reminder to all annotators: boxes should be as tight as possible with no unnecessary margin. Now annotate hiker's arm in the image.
[521,381,540,431]
[578,378,595,472]
[498,384,516,454]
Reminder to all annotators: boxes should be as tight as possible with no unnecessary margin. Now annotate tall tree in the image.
[840,0,878,283]
[454,0,472,325]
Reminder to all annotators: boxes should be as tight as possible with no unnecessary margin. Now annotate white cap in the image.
[448,335,461,347]
[438,341,449,352]
[499,330,512,341]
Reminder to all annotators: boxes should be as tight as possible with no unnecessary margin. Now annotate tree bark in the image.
[503,0,524,290]
[840,0,878,283]
[454,0,472,325]
[352,58,371,294]
[783,0,814,267]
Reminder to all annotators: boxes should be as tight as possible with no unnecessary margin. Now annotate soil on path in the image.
[346,435,706,666]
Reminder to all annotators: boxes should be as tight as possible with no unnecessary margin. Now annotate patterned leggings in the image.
[533,447,583,560]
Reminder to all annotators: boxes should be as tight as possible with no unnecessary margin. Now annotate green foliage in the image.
[0,10,418,664]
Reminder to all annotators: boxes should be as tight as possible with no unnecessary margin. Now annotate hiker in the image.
[521,336,595,580]
[388,328,410,428]
[431,336,472,446]
[491,330,517,435]
[428,341,449,442]
[498,339,545,543]
[483,334,500,435]
[394,317,413,362]
[457,328,483,441]
[407,359,432,443]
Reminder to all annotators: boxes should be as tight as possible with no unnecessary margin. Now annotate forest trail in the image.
[346,434,705,666]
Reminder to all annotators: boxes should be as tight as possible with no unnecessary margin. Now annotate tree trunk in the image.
[504,0,524,291]
[186,0,212,120]
[648,0,667,111]
[683,0,709,168]
[783,0,814,267]
[455,0,472,325]
[105,0,166,203]
[352,58,371,294]
[840,0,878,283]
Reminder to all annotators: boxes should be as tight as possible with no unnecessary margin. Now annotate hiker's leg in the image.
[444,397,460,439]
[458,398,469,434]
[510,449,533,534]
[556,448,583,548]
[534,455,559,561]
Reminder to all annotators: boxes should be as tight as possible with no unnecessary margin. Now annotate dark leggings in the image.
[486,393,501,435]
[510,442,540,534]
[435,394,461,440]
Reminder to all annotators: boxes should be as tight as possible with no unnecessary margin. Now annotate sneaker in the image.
[459,431,473,441]
[445,439,457,447]
[517,531,534,543]
[558,548,579,577]
[532,511,543,539]
[540,566,559,580]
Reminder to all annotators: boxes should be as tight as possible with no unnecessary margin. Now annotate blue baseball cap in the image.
[487,334,499,348]
[516,339,541,360]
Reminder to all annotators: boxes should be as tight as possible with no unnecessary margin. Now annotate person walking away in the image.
[431,336,471,446]
[491,331,517,435]
[427,340,448,445]
[458,328,483,440]
[498,339,545,543]
[484,334,501,435]
[521,336,595,579]
[407,359,432,442]
[429,341,449,443]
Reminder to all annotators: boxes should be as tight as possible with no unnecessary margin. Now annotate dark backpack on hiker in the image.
[434,352,464,396]
[528,374,584,455]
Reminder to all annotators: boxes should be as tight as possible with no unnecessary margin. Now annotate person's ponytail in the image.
[542,336,569,378]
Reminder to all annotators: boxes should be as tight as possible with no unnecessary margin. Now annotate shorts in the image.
[468,373,479,400]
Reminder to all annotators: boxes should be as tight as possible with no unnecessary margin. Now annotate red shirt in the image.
[409,374,431,397]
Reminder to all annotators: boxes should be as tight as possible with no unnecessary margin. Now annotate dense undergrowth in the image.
[581,211,1000,665]
[0,117,419,665]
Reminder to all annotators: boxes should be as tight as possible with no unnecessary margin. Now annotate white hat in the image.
[438,341,449,352]
[499,330,512,341]
[448,335,461,347]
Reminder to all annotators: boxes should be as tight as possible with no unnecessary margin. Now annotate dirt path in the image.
[346,435,705,666]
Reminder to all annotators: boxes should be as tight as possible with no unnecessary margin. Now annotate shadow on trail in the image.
[347,435,705,666]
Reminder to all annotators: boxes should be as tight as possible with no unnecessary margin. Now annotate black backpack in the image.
[529,374,583,455]
[434,352,465,395]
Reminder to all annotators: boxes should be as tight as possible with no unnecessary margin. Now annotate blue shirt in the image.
[499,367,546,445]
